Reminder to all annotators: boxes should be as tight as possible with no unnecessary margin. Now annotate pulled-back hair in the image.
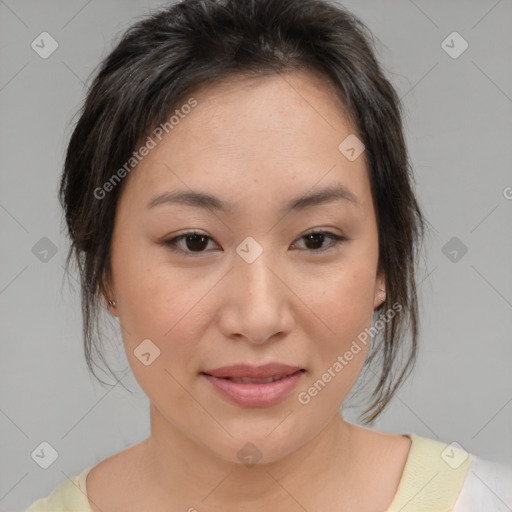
[60,0,428,424]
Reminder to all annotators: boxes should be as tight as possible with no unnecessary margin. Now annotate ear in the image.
[100,270,118,317]
[373,271,386,310]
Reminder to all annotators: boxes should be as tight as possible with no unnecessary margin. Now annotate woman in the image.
[26,0,512,510]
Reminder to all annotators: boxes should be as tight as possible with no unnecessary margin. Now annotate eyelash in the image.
[162,230,347,256]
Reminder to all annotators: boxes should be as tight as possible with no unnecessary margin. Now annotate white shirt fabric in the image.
[452,456,512,511]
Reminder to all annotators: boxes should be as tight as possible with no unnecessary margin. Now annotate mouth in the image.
[200,367,306,407]
[200,362,305,380]
[205,373,304,384]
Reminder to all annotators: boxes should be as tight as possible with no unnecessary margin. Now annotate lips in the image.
[200,364,306,407]
[201,362,304,380]
[225,375,291,384]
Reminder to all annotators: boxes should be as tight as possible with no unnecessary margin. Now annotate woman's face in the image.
[107,69,385,464]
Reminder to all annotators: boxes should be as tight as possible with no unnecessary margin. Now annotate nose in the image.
[217,250,295,345]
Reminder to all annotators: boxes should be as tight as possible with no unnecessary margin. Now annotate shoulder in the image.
[452,456,512,511]
[386,433,512,512]
[24,467,92,512]
[386,433,474,512]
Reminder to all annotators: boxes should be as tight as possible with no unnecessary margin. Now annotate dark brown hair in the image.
[60,0,428,424]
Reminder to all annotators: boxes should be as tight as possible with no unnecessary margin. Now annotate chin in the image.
[201,427,307,468]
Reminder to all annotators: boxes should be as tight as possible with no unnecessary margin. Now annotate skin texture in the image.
[87,69,412,512]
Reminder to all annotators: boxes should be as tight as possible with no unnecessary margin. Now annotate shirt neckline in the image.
[77,432,465,512]
[384,432,416,511]
[76,438,415,511]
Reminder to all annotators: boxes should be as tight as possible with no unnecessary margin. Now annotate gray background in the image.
[1,0,511,510]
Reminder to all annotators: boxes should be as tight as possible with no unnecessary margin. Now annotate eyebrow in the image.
[146,184,360,215]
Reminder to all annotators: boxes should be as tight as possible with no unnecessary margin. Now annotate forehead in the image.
[184,69,355,145]
[121,69,371,218]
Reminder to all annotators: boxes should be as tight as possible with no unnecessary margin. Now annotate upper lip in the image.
[201,363,304,379]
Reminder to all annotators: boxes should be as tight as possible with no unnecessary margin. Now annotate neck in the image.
[140,404,356,511]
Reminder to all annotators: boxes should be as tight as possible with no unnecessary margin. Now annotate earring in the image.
[107,299,117,307]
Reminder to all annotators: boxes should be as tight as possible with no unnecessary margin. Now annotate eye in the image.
[163,231,219,255]
[162,229,347,256]
[291,230,347,253]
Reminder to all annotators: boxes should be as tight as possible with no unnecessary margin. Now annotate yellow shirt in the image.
[24,433,476,511]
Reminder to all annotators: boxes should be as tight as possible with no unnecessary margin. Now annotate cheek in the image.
[299,257,377,339]
[111,246,215,369]
[296,262,376,396]
[113,266,206,409]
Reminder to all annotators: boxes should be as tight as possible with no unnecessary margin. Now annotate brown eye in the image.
[182,234,209,252]
[304,233,326,250]
[291,231,347,252]
[163,232,219,255]
[163,230,347,257]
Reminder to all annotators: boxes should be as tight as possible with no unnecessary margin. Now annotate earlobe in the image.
[373,287,386,309]
[101,272,117,316]
[373,273,386,309]
[105,297,118,316]
[101,287,118,316]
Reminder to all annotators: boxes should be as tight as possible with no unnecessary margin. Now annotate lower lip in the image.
[201,370,305,407]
